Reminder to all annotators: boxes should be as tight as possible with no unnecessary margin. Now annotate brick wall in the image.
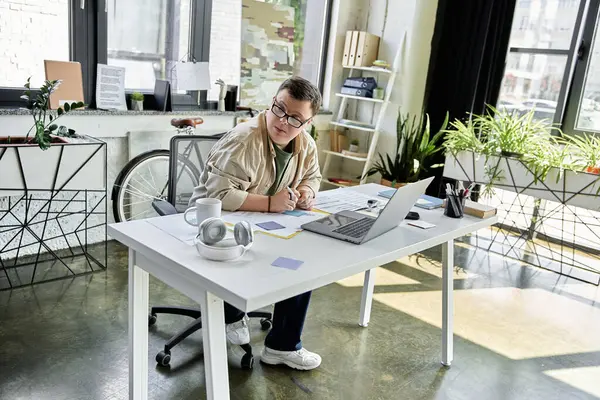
[0,0,69,88]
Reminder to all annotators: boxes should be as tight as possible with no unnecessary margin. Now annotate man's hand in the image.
[270,188,297,212]
[296,188,314,210]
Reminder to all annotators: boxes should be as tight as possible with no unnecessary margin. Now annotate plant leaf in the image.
[64,102,70,112]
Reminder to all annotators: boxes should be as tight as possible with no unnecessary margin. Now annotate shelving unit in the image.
[321,36,404,189]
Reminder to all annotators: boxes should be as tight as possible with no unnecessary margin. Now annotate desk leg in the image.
[359,268,376,327]
[128,249,149,400]
[198,291,230,400]
[442,240,454,367]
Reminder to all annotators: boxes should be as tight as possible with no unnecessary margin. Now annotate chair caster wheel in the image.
[148,313,157,326]
[260,318,272,331]
[241,353,254,370]
[156,351,171,367]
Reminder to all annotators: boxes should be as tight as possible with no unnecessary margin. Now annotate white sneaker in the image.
[260,347,322,370]
[226,317,250,345]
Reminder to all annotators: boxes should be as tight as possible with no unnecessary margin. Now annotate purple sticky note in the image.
[272,257,304,270]
[257,221,285,230]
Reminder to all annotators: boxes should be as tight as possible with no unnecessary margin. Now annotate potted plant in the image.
[442,105,600,209]
[363,110,448,187]
[349,139,359,152]
[565,133,600,175]
[1,78,84,150]
[131,92,144,111]
[0,77,106,197]
[309,125,318,142]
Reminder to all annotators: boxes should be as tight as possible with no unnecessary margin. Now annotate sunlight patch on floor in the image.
[374,287,600,360]
[544,366,600,398]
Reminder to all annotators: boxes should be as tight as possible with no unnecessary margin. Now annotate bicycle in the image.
[111,107,259,223]
[111,117,205,223]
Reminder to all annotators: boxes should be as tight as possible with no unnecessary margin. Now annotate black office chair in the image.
[148,133,272,370]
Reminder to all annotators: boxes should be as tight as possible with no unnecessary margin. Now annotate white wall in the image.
[321,0,439,180]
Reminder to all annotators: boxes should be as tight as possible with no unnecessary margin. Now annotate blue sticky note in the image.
[283,210,308,217]
[272,257,304,270]
[378,189,396,199]
[256,221,285,231]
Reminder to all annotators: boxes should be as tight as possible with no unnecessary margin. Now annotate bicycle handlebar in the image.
[171,118,204,128]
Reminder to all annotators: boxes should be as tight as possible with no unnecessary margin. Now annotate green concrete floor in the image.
[1,240,599,400]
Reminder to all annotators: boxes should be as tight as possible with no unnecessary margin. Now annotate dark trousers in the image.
[224,291,312,351]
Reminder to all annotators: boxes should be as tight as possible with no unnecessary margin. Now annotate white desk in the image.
[107,184,497,400]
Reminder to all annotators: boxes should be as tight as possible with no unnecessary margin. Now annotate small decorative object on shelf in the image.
[372,59,390,69]
[131,92,144,111]
[216,79,227,112]
[349,139,359,152]
[373,87,385,100]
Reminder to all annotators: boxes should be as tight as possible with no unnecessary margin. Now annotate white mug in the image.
[184,198,222,228]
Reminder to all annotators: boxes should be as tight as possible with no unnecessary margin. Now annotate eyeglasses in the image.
[271,102,309,129]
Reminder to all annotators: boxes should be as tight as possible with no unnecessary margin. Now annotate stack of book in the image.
[341,77,377,98]
[342,31,381,67]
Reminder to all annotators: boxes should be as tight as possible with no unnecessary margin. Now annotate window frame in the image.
[560,0,600,135]
[499,0,600,137]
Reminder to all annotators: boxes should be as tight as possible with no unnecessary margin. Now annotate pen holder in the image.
[444,195,465,218]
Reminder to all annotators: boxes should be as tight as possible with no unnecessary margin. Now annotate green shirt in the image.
[267,140,293,196]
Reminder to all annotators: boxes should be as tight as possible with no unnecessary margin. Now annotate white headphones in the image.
[194,217,254,261]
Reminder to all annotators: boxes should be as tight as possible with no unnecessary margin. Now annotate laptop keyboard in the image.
[333,218,375,238]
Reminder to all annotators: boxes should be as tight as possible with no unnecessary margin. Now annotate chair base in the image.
[149,306,272,369]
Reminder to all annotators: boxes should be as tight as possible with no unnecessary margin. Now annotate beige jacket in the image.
[190,111,322,211]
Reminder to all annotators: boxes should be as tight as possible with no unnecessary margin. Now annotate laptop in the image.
[301,177,434,244]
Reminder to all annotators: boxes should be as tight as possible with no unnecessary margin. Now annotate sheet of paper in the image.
[146,217,198,246]
[96,64,127,111]
[175,62,211,90]
[407,220,436,229]
[222,210,325,239]
[313,188,387,214]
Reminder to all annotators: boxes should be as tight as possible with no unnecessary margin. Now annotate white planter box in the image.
[0,135,106,197]
[443,151,600,211]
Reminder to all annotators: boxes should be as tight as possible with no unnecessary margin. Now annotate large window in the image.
[207,0,330,102]
[107,0,191,92]
[0,0,331,109]
[497,0,583,123]
[497,0,600,135]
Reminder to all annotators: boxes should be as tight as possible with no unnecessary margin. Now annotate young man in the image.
[189,76,323,370]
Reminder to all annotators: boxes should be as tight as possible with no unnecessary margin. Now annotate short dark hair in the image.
[276,76,322,117]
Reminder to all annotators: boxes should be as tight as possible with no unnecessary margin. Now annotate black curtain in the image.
[422,0,517,197]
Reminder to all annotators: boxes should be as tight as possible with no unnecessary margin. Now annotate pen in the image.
[287,187,294,201]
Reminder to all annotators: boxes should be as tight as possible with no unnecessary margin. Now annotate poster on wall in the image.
[240,0,295,110]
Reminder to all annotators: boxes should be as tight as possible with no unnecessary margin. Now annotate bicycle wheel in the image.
[111,150,200,223]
